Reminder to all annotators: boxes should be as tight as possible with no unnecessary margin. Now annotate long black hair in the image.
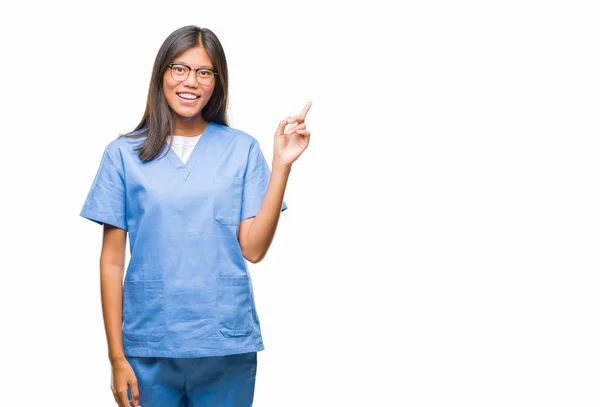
[122,25,229,162]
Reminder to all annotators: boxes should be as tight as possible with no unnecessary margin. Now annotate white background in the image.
[1,0,599,406]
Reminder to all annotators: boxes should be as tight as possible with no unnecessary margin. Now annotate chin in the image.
[174,107,203,118]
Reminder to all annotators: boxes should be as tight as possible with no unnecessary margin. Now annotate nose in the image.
[183,69,199,87]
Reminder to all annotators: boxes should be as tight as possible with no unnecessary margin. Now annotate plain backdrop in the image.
[1,0,599,406]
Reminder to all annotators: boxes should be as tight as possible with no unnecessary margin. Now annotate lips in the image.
[177,92,200,100]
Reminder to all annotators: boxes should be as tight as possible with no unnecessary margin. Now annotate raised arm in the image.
[238,164,290,263]
[238,102,312,263]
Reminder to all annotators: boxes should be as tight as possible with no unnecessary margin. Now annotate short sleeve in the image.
[240,141,288,221]
[79,146,127,231]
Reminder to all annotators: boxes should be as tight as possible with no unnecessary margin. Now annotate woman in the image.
[80,25,311,407]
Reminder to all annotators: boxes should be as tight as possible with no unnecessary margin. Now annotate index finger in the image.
[299,101,312,118]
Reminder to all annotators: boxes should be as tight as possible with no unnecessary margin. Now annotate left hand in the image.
[273,101,312,168]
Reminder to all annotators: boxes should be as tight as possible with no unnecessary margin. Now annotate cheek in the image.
[163,79,172,93]
[204,86,216,101]
[163,74,177,94]
[162,80,177,107]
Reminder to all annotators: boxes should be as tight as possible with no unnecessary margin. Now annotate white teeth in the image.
[178,93,199,100]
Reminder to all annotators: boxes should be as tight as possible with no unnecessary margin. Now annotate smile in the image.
[177,93,200,100]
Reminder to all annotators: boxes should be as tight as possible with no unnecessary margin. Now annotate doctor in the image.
[80,25,311,407]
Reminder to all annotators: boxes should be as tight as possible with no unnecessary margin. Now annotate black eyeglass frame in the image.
[167,63,219,82]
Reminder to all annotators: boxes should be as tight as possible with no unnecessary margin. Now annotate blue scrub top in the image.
[80,122,288,357]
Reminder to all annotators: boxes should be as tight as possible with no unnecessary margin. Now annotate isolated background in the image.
[1,0,599,406]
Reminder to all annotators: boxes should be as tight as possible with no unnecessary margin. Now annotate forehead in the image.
[172,46,213,68]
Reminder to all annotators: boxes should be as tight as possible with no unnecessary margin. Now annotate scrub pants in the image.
[126,352,257,407]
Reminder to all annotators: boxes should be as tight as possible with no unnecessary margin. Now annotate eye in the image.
[173,66,186,73]
[198,70,213,77]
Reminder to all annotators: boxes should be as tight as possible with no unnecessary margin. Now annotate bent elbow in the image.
[243,250,265,264]
[247,255,264,264]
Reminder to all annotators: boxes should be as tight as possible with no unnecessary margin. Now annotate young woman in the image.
[80,25,311,407]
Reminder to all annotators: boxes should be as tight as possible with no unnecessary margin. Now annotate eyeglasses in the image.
[167,63,218,85]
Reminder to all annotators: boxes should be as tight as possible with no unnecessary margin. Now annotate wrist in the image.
[272,159,292,174]
[109,352,126,363]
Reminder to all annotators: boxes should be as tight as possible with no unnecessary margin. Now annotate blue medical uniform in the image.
[80,122,287,405]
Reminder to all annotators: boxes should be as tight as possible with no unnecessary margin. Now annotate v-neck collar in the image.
[165,121,215,181]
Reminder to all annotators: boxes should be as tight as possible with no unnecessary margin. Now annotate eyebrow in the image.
[172,61,214,69]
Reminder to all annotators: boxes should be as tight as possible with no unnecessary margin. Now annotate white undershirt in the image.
[169,134,202,164]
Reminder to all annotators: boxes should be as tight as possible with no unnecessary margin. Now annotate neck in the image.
[173,116,209,137]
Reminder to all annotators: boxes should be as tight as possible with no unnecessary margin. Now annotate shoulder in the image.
[98,130,147,169]
[106,129,147,158]
[210,122,260,150]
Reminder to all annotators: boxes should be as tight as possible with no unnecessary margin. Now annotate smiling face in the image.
[163,45,216,131]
